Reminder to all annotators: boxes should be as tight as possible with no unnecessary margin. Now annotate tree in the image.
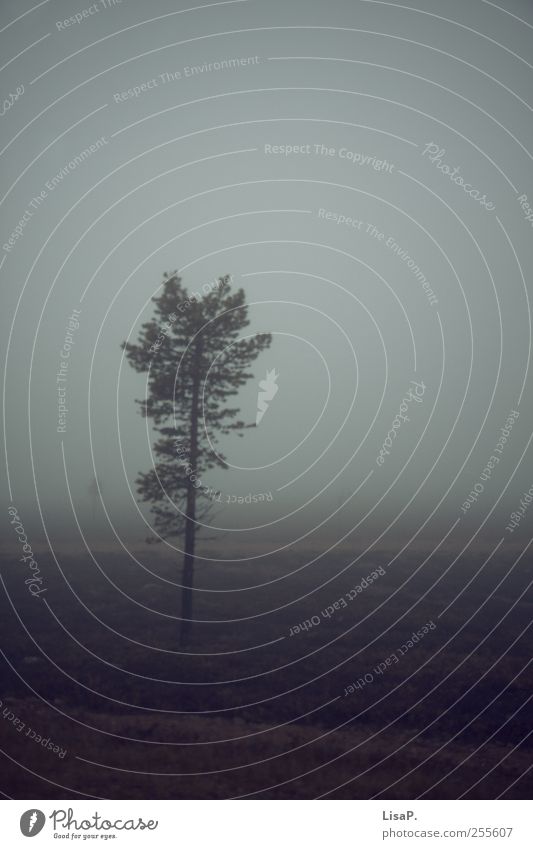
[122,272,271,645]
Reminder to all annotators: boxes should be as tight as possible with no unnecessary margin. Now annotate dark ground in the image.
[0,546,531,799]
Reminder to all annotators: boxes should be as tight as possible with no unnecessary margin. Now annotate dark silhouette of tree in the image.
[122,272,271,645]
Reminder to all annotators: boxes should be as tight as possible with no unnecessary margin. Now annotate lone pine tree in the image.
[122,272,271,645]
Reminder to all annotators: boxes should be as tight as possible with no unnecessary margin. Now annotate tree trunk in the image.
[180,511,195,646]
[179,337,202,646]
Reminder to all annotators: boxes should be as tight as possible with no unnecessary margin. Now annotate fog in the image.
[2,0,532,561]
[2,0,533,806]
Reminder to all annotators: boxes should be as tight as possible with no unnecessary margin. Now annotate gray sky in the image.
[2,0,533,559]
